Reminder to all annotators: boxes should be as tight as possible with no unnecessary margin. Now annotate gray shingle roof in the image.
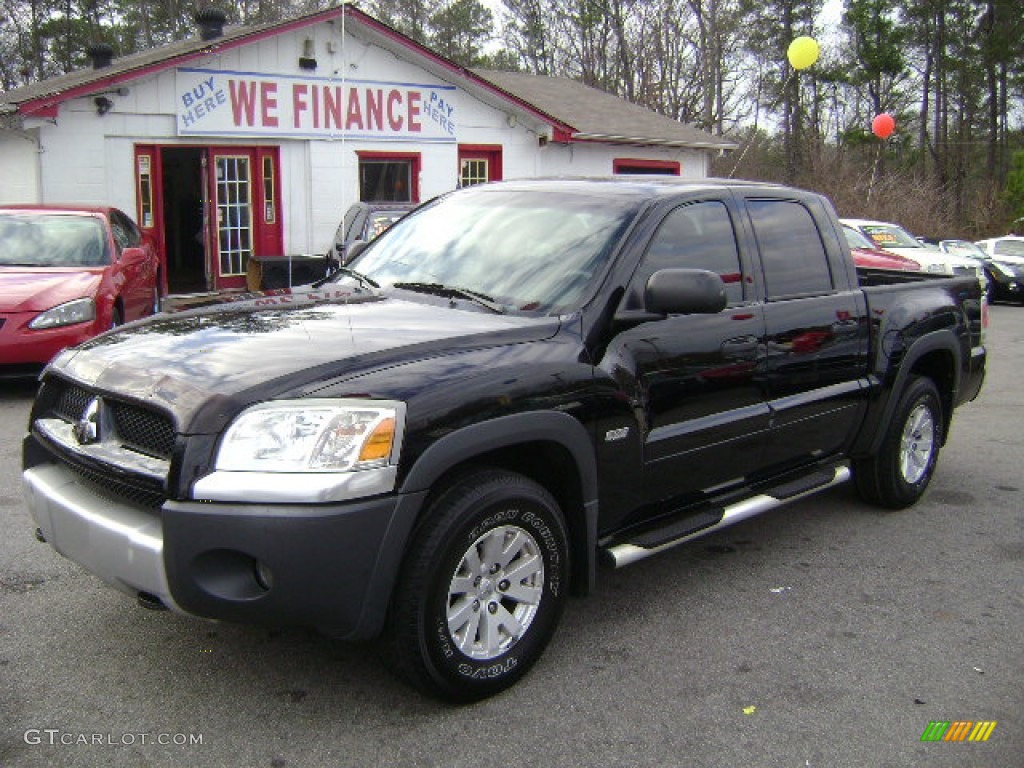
[0,17,294,112]
[474,69,737,150]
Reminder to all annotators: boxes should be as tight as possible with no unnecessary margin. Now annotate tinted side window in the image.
[342,205,361,242]
[747,199,832,298]
[635,200,745,305]
[109,210,140,250]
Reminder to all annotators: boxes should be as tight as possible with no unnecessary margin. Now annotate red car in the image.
[0,205,162,377]
[842,224,921,271]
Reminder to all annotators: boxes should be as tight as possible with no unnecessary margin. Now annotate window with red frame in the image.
[357,152,420,202]
[613,158,680,175]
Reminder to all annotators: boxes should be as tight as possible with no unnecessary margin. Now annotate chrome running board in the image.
[603,464,851,569]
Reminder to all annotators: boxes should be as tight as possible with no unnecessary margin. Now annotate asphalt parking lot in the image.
[1,305,1021,768]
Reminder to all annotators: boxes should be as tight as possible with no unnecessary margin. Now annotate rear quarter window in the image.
[748,199,833,298]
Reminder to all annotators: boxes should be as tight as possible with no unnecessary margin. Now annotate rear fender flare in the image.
[866,330,962,455]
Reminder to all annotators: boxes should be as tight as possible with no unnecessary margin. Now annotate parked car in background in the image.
[841,225,921,271]
[969,236,1024,303]
[0,205,161,377]
[975,235,1024,259]
[330,202,413,268]
[937,239,987,260]
[840,218,986,287]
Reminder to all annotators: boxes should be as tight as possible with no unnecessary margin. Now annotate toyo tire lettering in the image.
[386,469,569,702]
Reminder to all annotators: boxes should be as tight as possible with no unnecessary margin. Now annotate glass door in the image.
[205,147,283,291]
[211,153,253,290]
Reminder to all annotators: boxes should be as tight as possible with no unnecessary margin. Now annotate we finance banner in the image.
[175,68,457,142]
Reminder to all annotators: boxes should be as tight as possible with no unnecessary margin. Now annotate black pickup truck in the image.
[23,178,986,701]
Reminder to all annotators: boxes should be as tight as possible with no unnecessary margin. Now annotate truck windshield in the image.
[345,186,639,315]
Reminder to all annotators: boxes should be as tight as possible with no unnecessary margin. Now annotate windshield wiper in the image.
[327,265,380,292]
[393,282,506,314]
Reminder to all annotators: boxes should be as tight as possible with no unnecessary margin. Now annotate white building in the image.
[0,4,735,294]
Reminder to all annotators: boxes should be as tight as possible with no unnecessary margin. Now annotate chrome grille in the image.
[108,401,176,458]
[35,376,175,510]
[66,460,167,510]
[44,380,176,460]
[55,383,93,423]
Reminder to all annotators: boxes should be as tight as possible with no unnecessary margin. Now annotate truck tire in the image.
[386,469,569,702]
[855,375,943,509]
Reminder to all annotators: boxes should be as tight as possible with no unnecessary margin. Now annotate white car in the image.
[975,235,1024,259]
[840,218,987,287]
[938,239,988,260]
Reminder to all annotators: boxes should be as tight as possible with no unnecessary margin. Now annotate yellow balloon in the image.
[787,36,820,70]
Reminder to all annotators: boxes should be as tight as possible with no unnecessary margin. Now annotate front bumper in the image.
[24,463,175,606]
[23,460,426,640]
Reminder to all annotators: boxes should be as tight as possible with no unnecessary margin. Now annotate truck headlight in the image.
[29,298,96,329]
[216,400,405,473]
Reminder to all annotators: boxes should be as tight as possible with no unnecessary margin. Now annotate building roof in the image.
[474,69,736,151]
[1,4,734,152]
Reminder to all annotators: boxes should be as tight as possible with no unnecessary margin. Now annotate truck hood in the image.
[51,287,561,431]
[0,268,103,312]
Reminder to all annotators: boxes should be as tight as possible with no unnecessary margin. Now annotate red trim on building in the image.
[20,104,59,118]
[613,158,681,175]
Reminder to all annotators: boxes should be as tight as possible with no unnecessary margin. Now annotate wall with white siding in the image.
[0,130,41,202]
[10,18,714,258]
[538,142,709,178]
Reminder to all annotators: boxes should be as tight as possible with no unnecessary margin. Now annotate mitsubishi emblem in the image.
[73,398,101,445]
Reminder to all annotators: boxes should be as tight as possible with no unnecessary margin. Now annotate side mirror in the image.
[645,268,727,315]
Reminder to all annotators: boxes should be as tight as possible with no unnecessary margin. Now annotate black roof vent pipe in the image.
[194,7,228,41]
[86,43,114,69]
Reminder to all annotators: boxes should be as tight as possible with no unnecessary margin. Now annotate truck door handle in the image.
[722,335,761,357]
[831,318,862,335]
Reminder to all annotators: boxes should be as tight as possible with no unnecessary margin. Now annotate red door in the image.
[206,146,283,290]
[134,145,168,295]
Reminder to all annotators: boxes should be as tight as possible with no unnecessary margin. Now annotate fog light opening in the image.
[254,560,274,592]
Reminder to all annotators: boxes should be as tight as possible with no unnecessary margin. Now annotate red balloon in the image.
[872,113,895,139]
